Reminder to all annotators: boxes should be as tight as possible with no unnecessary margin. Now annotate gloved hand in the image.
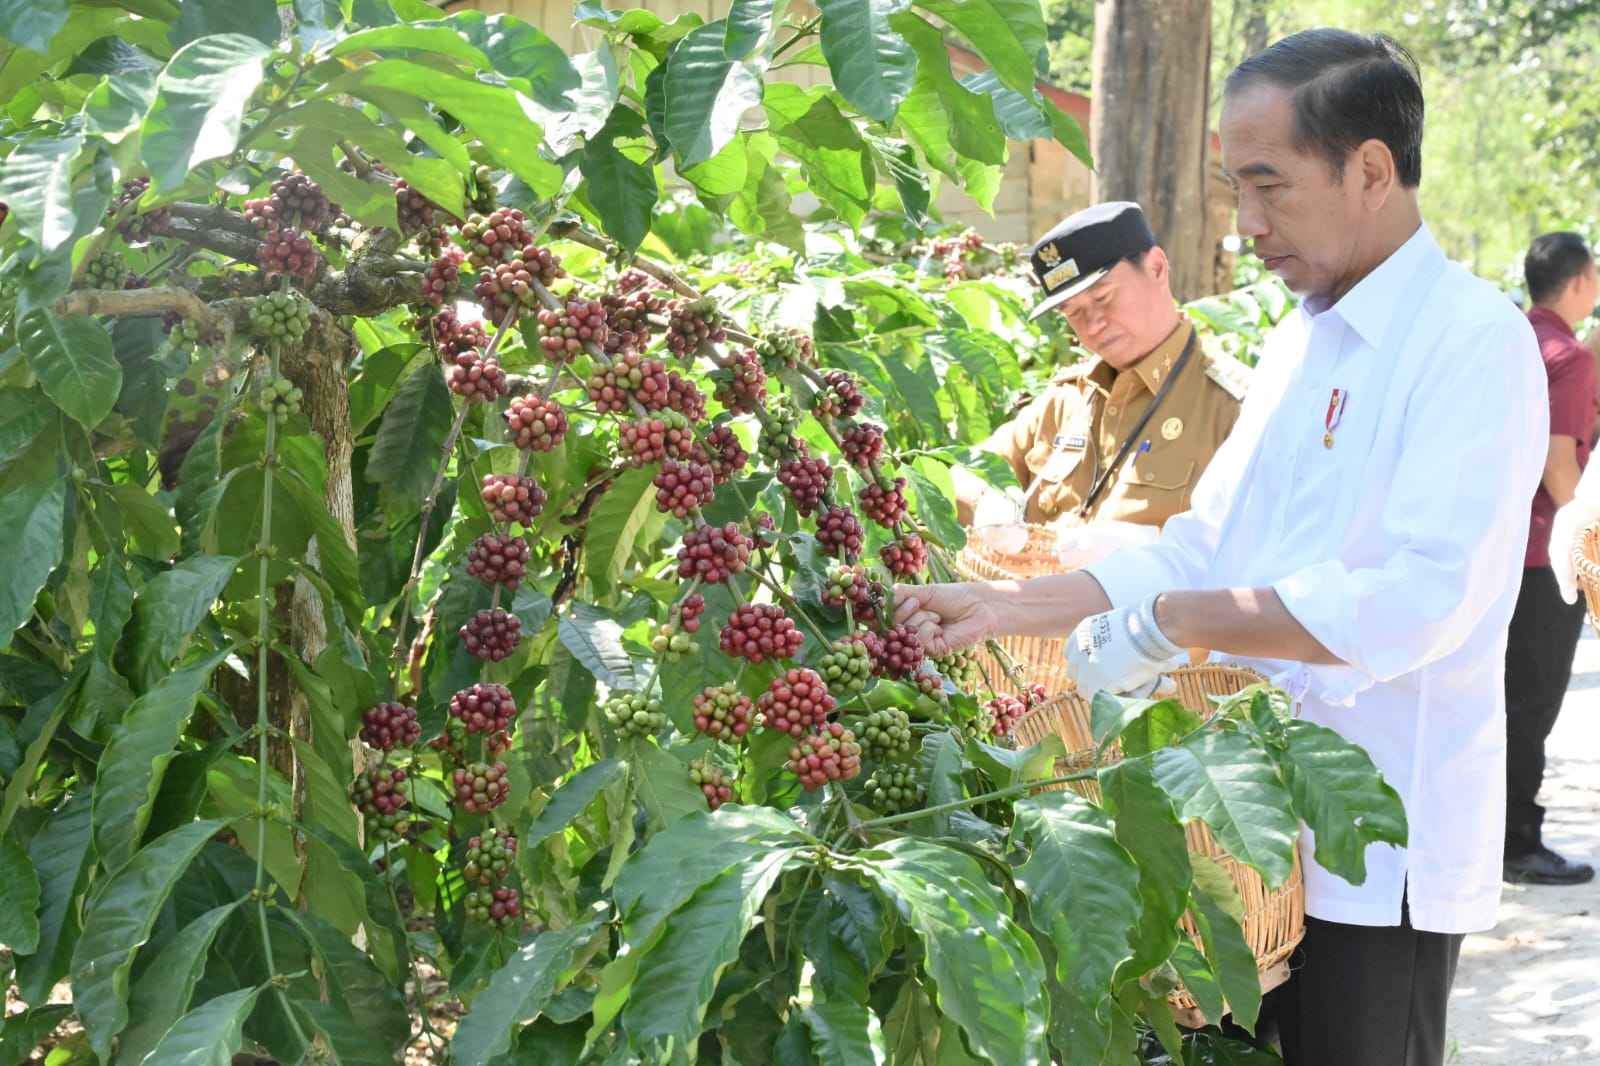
[1550,491,1600,604]
[1066,595,1183,699]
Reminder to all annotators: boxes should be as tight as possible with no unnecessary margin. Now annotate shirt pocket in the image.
[1026,438,1087,484]
[1115,451,1196,514]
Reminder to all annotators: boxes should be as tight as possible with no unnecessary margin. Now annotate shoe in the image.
[1503,847,1595,885]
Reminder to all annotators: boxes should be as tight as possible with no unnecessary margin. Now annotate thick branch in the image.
[169,201,261,239]
[55,285,218,327]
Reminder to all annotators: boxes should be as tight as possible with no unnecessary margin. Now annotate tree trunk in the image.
[1090,0,1214,302]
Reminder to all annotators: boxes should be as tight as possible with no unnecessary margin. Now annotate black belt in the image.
[1077,328,1199,519]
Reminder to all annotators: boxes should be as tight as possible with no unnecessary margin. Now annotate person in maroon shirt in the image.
[1504,231,1599,885]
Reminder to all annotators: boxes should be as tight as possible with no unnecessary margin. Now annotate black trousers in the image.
[1503,565,1585,857]
[1262,901,1464,1066]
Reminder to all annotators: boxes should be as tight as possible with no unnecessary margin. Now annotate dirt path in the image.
[1448,630,1600,1064]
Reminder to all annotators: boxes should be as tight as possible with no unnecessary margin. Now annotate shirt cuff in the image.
[1083,546,1170,609]
[1271,566,1374,706]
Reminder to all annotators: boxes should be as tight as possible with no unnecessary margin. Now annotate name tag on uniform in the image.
[1052,433,1087,451]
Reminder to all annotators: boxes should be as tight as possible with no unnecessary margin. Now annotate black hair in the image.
[1225,29,1425,188]
[1525,232,1594,306]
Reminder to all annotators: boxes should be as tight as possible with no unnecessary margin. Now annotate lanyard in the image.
[1077,328,1200,519]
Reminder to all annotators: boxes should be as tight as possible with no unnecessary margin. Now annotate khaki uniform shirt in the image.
[981,318,1250,527]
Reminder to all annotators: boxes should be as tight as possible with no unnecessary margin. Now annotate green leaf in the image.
[862,838,1049,1064]
[17,307,120,427]
[763,83,873,227]
[141,34,272,196]
[556,602,636,689]
[367,362,454,514]
[0,836,41,955]
[1270,719,1408,886]
[866,135,930,229]
[96,482,179,560]
[0,390,52,465]
[525,760,625,849]
[725,0,780,61]
[913,0,1047,95]
[580,107,659,262]
[0,478,65,652]
[817,0,916,122]
[17,795,93,1002]
[802,1000,887,1065]
[280,909,411,1062]
[93,648,231,870]
[0,132,85,252]
[889,12,1005,190]
[664,21,765,167]
[168,0,280,47]
[1089,689,1158,751]
[71,818,231,1062]
[1099,759,1190,983]
[1188,877,1262,1031]
[123,555,239,693]
[1011,790,1139,1055]
[1119,698,1206,758]
[451,920,602,1066]
[142,985,263,1066]
[116,902,244,1066]
[631,739,712,833]
[1153,730,1300,888]
[621,848,799,1052]
[584,468,667,599]
[0,1005,72,1066]
[275,470,363,625]
[0,0,70,54]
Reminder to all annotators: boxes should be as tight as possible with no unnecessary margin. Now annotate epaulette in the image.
[1202,353,1251,401]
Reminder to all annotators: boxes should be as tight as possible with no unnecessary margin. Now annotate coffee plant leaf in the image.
[0,476,66,653]
[142,984,263,1066]
[801,998,888,1066]
[663,20,765,167]
[524,759,625,851]
[280,908,411,1061]
[451,918,603,1066]
[119,554,239,694]
[140,34,272,196]
[1269,719,1410,886]
[1187,877,1261,1031]
[816,0,918,124]
[1100,758,1191,987]
[115,900,243,1064]
[0,836,40,955]
[16,795,92,1003]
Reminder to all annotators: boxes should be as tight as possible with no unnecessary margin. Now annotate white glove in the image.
[1550,490,1600,604]
[1053,519,1160,570]
[1066,595,1184,698]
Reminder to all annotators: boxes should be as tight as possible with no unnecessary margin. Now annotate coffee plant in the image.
[0,4,1387,1066]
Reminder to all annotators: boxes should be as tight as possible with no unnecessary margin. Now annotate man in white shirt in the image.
[895,29,1545,1066]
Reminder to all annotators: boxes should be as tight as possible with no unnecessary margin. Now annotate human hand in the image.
[892,583,1002,658]
[1065,596,1183,698]
[1550,494,1600,604]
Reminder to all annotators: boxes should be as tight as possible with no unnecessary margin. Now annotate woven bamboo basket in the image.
[1011,662,1305,1014]
[955,526,1076,696]
[1574,522,1600,638]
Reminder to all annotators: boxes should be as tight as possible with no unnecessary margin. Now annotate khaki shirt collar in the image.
[1128,314,1194,394]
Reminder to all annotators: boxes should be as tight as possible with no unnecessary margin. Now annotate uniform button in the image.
[1107,405,1118,416]
[1143,473,1154,483]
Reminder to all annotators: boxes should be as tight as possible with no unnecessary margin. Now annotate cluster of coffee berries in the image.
[446,350,508,403]
[393,179,445,234]
[663,296,725,358]
[678,522,753,584]
[422,247,465,305]
[664,370,707,422]
[930,229,985,282]
[257,228,322,279]
[840,423,885,468]
[110,177,170,242]
[872,624,926,680]
[861,766,923,814]
[986,683,1047,738]
[601,289,662,354]
[814,637,875,696]
[758,668,837,737]
[859,477,909,528]
[350,767,410,841]
[759,395,805,461]
[453,760,510,812]
[463,831,517,884]
[778,454,833,516]
[689,759,734,811]
[502,394,567,451]
[859,708,914,761]
[604,692,667,739]
[261,375,303,424]
[786,722,861,791]
[702,425,749,483]
[450,682,518,734]
[537,298,608,358]
[249,289,312,343]
[466,532,529,590]
[814,505,865,560]
[932,650,983,692]
[693,681,754,742]
[464,886,522,928]
[714,348,768,415]
[460,207,535,268]
[83,248,125,290]
[475,260,541,323]
[755,327,813,371]
[880,533,928,578]
[246,172,335,232]
[822,562,880,614]
[653,460,716,518]
[620,412,697,467]
[586,350,670,414]
[360,702,421,751]
[425,307,489,355]
[481,474,547,526]
[720,603,805,664]
[461,608,522,661]
[820,371,865,419]
[651,595,703,661]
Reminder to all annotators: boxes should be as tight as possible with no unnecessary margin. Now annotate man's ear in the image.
[1145,245,1171,285]
[1356,138,1397,209]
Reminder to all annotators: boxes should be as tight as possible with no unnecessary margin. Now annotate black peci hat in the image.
[1028,201,1157,320]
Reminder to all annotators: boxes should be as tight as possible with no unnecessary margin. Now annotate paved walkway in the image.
[1449,630,1600,1064]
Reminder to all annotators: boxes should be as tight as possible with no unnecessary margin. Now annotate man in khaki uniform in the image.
[954,202,1250,531]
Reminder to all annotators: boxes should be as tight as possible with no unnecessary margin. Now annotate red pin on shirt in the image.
[1324,388,1348,449]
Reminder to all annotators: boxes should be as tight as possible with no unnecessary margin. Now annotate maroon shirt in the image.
[1525,305,1598,567]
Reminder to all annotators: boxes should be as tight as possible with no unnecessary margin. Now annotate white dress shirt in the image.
[1085,225,1547,933]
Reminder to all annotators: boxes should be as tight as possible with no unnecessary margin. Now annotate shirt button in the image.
[1107,405,1119,416]
[1143,473,1154,483]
